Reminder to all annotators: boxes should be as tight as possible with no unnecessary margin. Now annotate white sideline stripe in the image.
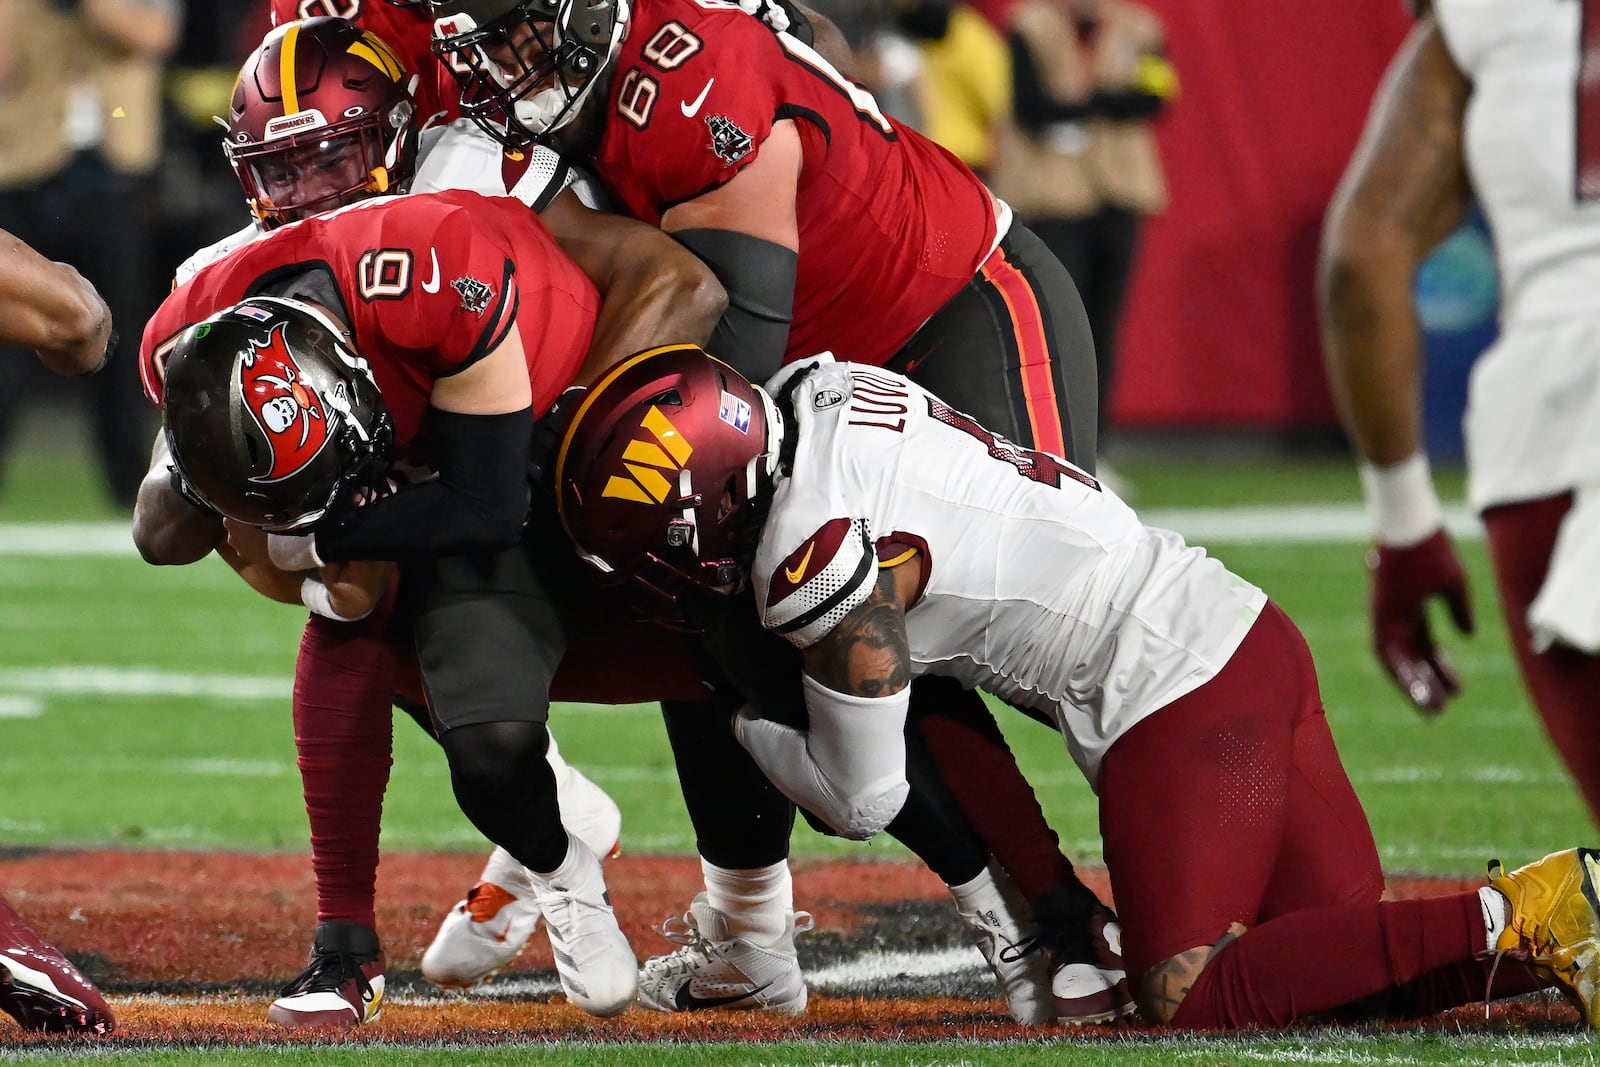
[805,945,986,989]
[0,505,1482,556]
[0,666,288,702]
[0,695,42,718]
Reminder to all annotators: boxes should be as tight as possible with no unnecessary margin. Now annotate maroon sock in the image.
[1167,893,1492,1029]
[911,678,1080,903]
[293,602,399,931]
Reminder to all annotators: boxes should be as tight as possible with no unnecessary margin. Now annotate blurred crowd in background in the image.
[0,0,1461,511]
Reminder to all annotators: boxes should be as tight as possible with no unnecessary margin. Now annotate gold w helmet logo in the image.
[603,406,693,504]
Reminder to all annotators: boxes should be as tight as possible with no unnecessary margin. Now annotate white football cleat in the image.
[638,893,813,1014]
[532,837,637,1017]
[421,754,621,989]
[952,863,1054,1025]
[420,857,542,989]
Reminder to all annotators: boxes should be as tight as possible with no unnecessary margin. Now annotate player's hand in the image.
[317,559,395,622]
[1367,528,1475,714]
[738,0,815,45]
[223,518,272,568]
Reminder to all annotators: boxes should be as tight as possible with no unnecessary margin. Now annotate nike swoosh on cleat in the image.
[674,981,768,1011]
[680,77,715,118]
[421,248,441,294]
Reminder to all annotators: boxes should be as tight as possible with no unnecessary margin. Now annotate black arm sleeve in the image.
[1010,33,1092,131]
[313,406,534,562]
[672,228,797,383]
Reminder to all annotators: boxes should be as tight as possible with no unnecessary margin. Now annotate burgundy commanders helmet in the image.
[161,298,394,531]
[226,17,419,227]
[554,344,782,605]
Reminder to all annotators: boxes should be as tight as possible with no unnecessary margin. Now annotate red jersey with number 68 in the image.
[590,0,997,367]
[271,0,461,127]
[140,189,598,455]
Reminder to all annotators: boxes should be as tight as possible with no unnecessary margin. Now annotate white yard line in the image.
[0,504,1483,558]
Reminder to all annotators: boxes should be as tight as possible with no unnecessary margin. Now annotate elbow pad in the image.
[733,675,911,840]
[672,228,797,382]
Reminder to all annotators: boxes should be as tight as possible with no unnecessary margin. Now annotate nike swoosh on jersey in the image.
[674,980,768,1011]
[784,540,816,584]
[681,77,715,118]
[421,248,441,294]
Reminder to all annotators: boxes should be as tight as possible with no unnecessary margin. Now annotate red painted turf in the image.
[0,852,1578,1044]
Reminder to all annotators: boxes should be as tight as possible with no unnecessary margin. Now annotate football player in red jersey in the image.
[143,189,655,1021]
[430,0,1124,1022]
[140,14,1057,1026]
[134,16,727,1026]
[0,228,117,1035]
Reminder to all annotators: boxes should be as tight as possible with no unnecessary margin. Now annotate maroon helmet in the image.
[161,297,395,531]
[554,344,782,607]
[226,17,419,228]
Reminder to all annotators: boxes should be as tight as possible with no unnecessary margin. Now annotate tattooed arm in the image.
[802,567,913,696]
[733,566,917,839]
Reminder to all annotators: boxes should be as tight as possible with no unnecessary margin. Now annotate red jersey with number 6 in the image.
[140,189,598,454]
[271,0,461,127]
[590,0,997,367]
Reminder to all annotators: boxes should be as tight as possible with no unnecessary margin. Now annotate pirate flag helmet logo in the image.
[161,296,395,531]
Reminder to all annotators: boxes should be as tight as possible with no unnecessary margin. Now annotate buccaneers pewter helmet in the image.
[226,17,419,227]
[429,0,629,146]
[554,344,781,605]
[161,297,395,531]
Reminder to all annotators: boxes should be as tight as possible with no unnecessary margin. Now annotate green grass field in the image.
[1,444,1595,1064]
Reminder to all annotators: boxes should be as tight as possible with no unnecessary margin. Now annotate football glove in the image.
[738,0,815,46]
[1368,528,1475,714]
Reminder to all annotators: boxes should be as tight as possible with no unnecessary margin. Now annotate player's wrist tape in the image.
[1358,452,1444,548]
[269,532,324,571]
[299,577,371,622]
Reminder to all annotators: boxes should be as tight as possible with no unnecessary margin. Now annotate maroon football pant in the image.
[293,582,706,932]
[1482,492,1600,827]
[1099,601,1539,1028]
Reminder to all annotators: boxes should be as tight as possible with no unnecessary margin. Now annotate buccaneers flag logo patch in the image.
[239,321,338,483]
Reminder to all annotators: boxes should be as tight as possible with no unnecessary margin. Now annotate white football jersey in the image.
[753,359,1265,786]
[1435,0,1600,507]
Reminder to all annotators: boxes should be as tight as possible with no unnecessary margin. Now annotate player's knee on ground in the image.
[1135,944,1215,1025]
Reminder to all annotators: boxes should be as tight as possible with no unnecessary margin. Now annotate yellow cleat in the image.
[1487,847,1600,1028]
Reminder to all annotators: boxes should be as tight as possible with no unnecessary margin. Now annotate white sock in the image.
[1480,886,1509,948]
[532,834,592,884]
[948,863,1005,921]
[702,858,792,946]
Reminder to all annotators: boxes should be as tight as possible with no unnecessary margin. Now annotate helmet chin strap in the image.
[748,384,785,495]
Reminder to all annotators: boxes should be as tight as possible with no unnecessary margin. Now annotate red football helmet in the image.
[227,17,419,228]
[554,345,782,608]
[161,297,395,531]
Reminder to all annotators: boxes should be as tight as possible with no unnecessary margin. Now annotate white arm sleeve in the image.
[733,674,910,840]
